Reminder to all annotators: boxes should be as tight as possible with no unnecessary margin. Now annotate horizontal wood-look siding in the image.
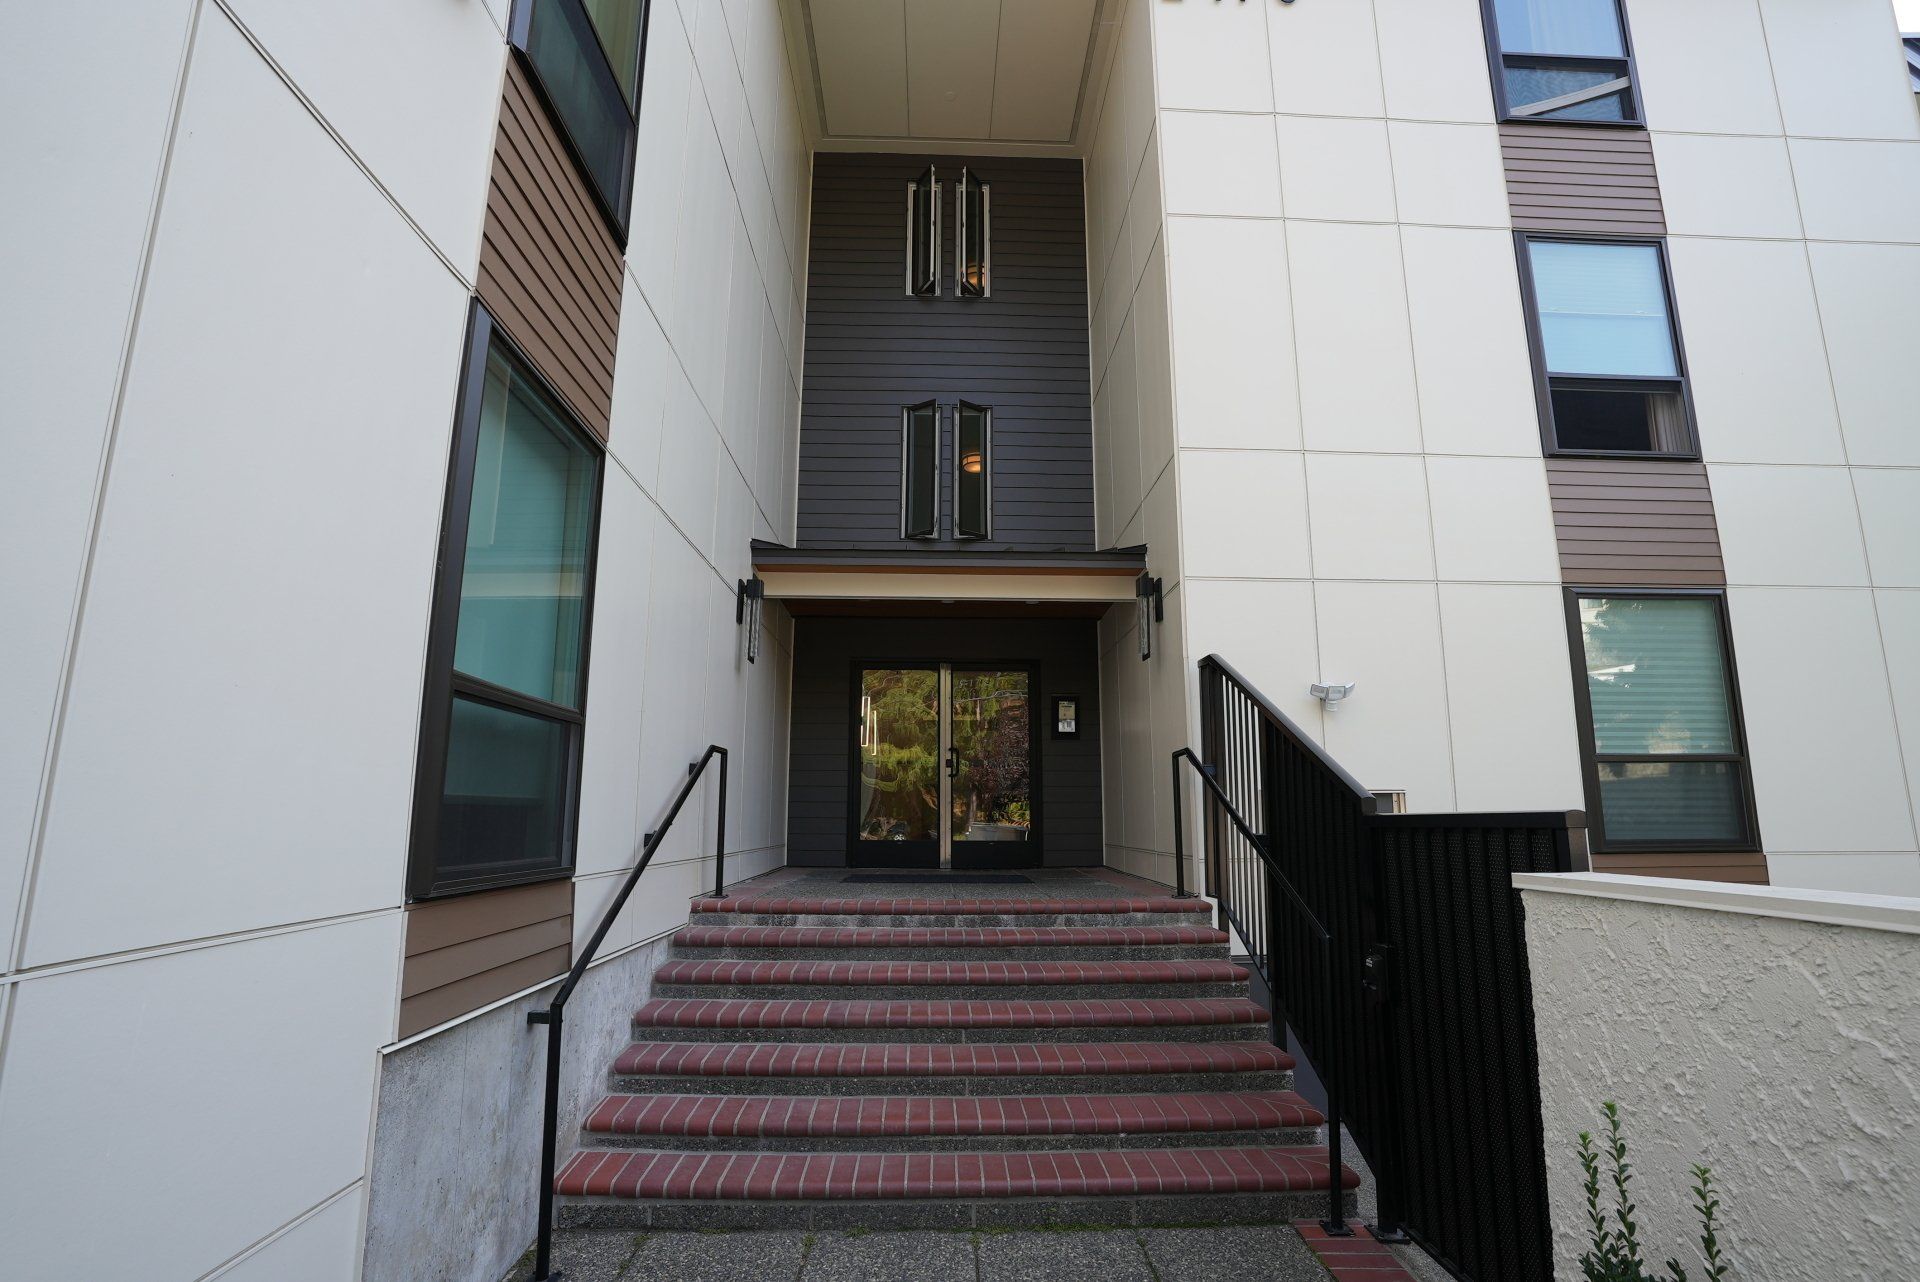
[787,616,1102,868]
[1592,850,1769,885]
[1500,124,1665,236]
[1548,458,1724,586]
[399,879,572,1038]
[799,153,1093,552]
[477,58,623,441]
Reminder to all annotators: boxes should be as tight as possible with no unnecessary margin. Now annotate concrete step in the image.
[672,923,1232,963]
[628,996,1272,1043]
[650,958,1253,1002]
[553,1145,1358,1231]
[579,1091,1325,1152]
[607,1039,1295,1097]
[689,895,1214,929]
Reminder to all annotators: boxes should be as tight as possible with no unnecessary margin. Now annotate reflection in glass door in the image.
[853,665,1035,868]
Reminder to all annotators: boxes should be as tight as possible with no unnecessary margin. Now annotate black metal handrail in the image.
[1171,746,1347,1234]
[526,744,729,1281]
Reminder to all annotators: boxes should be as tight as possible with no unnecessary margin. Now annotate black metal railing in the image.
[1182,655,1578,1280]
[526,744,729,1281]
[1172,747,1347,1233]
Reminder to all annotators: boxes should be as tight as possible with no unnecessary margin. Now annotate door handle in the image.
[946,746,959,779]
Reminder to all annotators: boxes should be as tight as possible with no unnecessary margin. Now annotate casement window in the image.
[955,168,990,299]
[906,167,940,297]
[409,306,604,899]
[1517,236,1695,457]
[513,0,650,238]
[902,401,939,538]
[1568,593,1757,851]
[954,402,991,539]
[1482,0,1639,124]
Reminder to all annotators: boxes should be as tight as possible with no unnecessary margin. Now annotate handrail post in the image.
[531,1004,563,1279]
[711,747,730,899]
[1320,931,1351,1237]
[1169,753,1193,898]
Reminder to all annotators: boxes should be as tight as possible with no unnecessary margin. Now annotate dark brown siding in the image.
[798,153,1093,552]
[1548,459,1724,586]
[787,616,1102,868]
[1592,850,1768,885]
[477,58,623,442]
[399,879,572,1038]
[1500,125,1664,235]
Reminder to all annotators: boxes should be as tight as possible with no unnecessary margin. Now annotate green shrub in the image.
[1575,1102,1729,1282]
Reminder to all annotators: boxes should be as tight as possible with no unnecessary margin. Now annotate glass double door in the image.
[854,665,1034,868]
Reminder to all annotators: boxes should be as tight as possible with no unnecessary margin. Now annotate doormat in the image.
[841,873,1034,885]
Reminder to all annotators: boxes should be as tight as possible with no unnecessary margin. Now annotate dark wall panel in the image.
[1499,124,1665,236]
[798,154,1093,552]
[786,616,1103,867]
[1548,458,1725,586]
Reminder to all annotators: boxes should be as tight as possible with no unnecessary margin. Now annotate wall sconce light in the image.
[1310,682,1355,708]
[735,577,764,664]
[1135,573,1163,661]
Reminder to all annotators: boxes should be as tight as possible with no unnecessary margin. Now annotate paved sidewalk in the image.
[505,1223,1343,1281]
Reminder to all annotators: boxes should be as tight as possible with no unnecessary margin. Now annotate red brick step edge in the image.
[691,896,1213,916]
[612,1040,1295,1080]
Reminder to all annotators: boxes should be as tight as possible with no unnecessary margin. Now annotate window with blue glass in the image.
[1571,594,1756,851]
[1518,236,1695,456]
[1483,0,1639,123]
[513,0,649,237]
[410,305,603,899]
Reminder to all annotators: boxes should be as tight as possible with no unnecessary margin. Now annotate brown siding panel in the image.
[1500,125,1664,235]
[477,58,623,441]
[1592,851,1769,885]
[399,880,572,1037]
[1548,459,1725,586]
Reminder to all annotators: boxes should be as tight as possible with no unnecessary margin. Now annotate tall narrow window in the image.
[513,0,650,237]
[1570,594,1755,850]
[906,167,940,297]
[954,402,991,539]
[410,306,603,898]
[902,401,939,539]
[956,168,990,298]
[1519,236,1694,456]
[1483,0,1638,123]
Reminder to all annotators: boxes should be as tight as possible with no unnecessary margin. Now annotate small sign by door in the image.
[1054,696,1079,739]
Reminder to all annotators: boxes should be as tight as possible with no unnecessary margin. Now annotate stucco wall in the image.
[1519,874,1920,1281]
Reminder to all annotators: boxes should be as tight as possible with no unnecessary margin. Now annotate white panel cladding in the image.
[1807,242,1920,468]
[1439,584,1585,811]
[1265,0,1383,119]
[1854,470,1920,588]
[1274,115,1396,224]
[1877,591,1920,856]
[1628,0,1783,136]
[1755,0,1920,141]
[1651,134,1803,240]
[0,913,401,1280]
[1178,450,1312,581]
[1425,457,1561,584]
[1671,236,1845,466]
[213,1189,365,1282]
[991,0,1098,143]
[1399,226,1541,458]
[1304,453,1436,582]
[1708,465,1871,588]
[1150,0,1272,114]
[1371,0,1495,123]
[1165,216,1299,451]
[1315,581,1457,811]
[220,0,505,275]
[1287,220,1421,454]
[1522,881,1920,1279]
[23,9,466,967]
[0,0,196,967]
[624,0,694,329]
[1387,121,1509,230]
[1787,139,1920,244]
[1182,579,1326,739]
[1157,111,1283,217]
[1728,587,1918,861]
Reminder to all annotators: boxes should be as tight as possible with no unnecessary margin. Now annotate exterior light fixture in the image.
[1310,682,1355,708]
[735,577,765,663]
[959,449,984,474]
[1135,573,1163,661]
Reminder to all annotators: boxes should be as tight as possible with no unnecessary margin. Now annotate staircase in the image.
[552,873,1357,1230]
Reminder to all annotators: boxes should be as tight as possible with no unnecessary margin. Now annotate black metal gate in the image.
[1188,655,1578,1281]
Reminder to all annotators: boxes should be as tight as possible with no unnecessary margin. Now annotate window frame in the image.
[905,167,941,297]
[509,0,652,244]
[953,401,992,540]
[1561,588,1761,855]
[1477,0,1643,128]
[900,400,941,539]
[955,168,991,299]
[407,303,607,901]
[1513,232,1699,460]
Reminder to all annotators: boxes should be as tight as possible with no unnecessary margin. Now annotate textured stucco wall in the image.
[1522,881,1920,1281]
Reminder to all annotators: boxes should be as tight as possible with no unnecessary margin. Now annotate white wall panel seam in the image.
[7,0,205,981]
[198,1180,362,1281]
